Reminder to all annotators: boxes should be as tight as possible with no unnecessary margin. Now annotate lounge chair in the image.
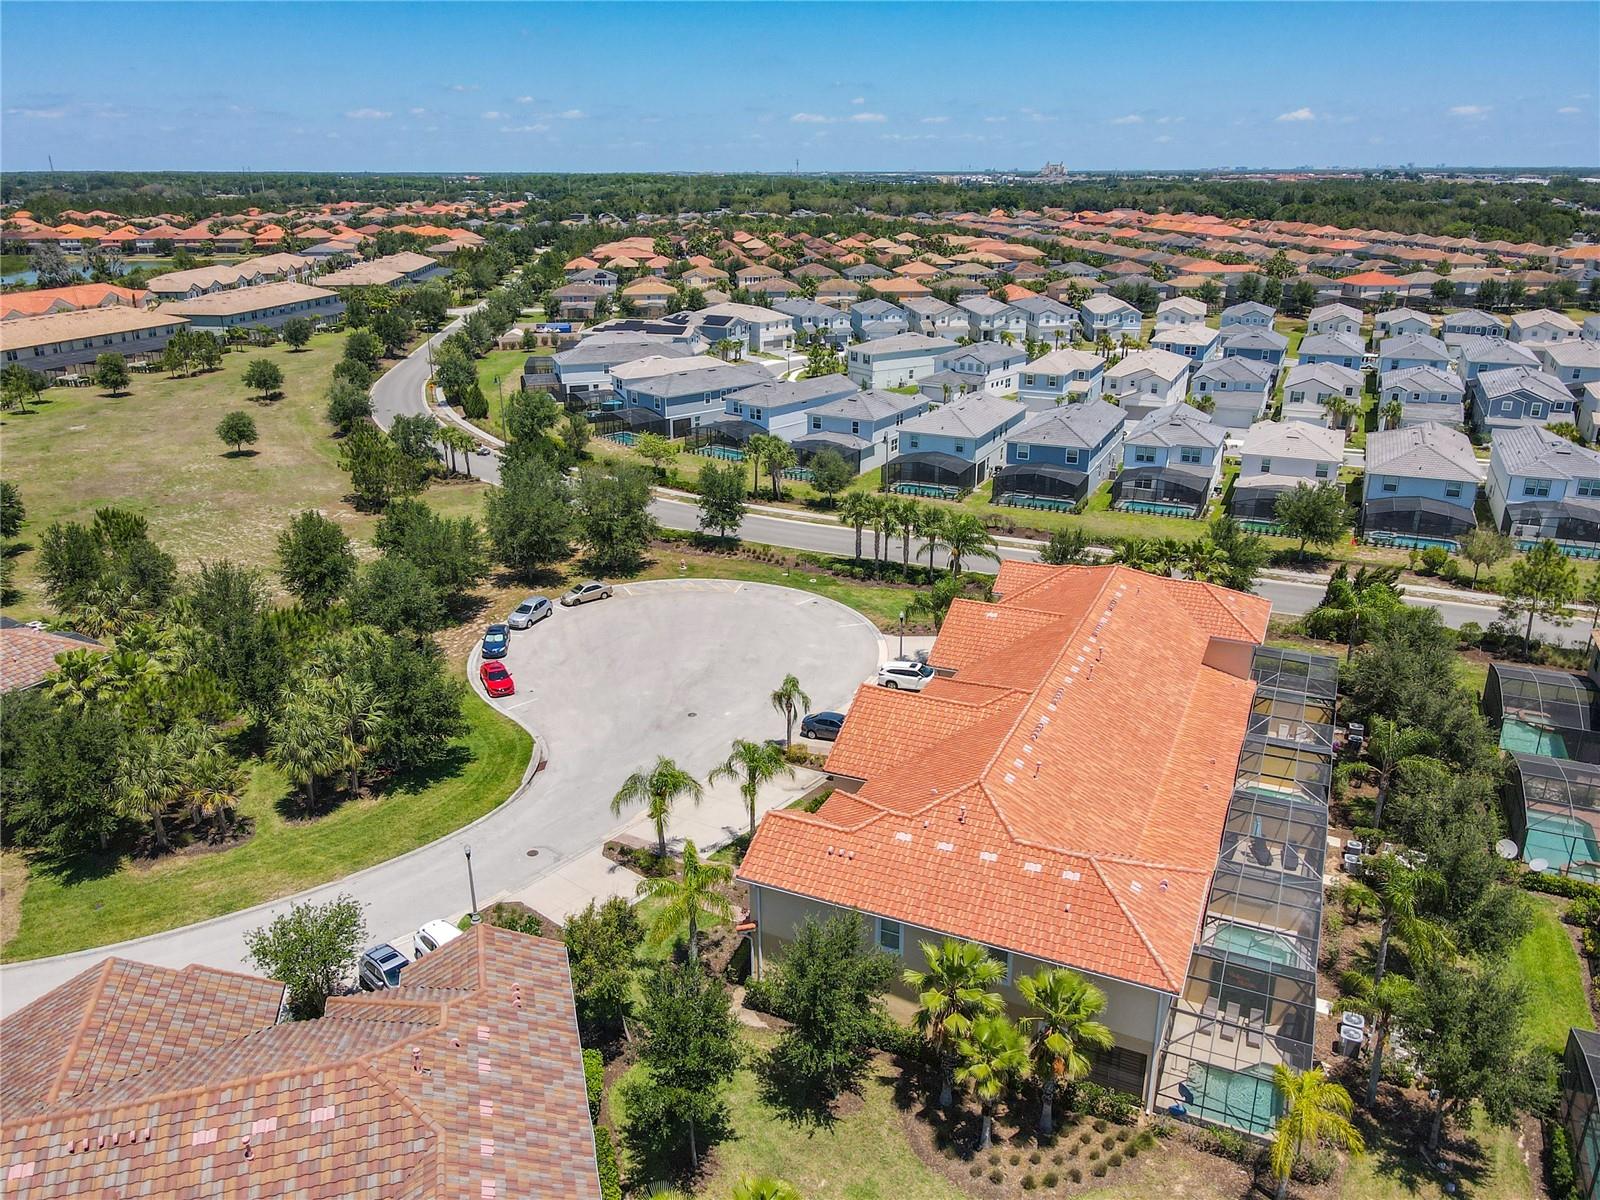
[1245,1009,1265,1049]
[1198,994,1219,1034]
[1251,836,1273,867]
[1220,1001,1240,1042]
[1283,843,1302,872]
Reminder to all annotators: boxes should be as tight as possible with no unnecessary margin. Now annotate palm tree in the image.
[1343,970,1416,1106]
[267,703,342,810]
[770,674,811,746]
[1364,717,1431,830]
[316,675,388,798]
[1268,1066,1364,1200]
[1320,393,1355,431]
[838,491,875,561]
[1381,398,1403,430]
[905,939,1005,1108]
[890,496,920,572]
[1182,538,1232,584]
[1017,968,1114,1135]
[731,1179,801,1200]
[635,839,733,962]
[710,738,795,837]
[765,439,797,501]
[956,1015,1029,1151]
[1345,854,1451,984]
[861,492,888,562]
[746,432,778,497]
[913,504,948,580]
[941,512,997,575]
[1112,536,1154,570]
[173,724,246,841]
[611,755,705,859]
[114,734,182,852]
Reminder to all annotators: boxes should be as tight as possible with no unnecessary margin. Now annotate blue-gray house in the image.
[1220,326,1289,370]
[850,298,910,341]
[706,375,860,445]
[992,399,1126,508]
[1362,422,1484,547]
[885,393,1027,492]
[794,388,929,474]
[1112,403,1227,516]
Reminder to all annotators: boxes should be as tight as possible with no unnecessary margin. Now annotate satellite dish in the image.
[1495,838,1519,860]
[1529,857,1550,874]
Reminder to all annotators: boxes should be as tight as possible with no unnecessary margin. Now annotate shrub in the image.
[1051,1152,1063,1165]
[1068,1167,1082,1183]
[1550,1123,1578,1200]
[989,1169,1005,1184]
[1042,1172,1059,1188]
[742,976,780,1015]
[593,1126,621,1200]
[1419,546,1450,575]
[1524,872,1600,902]
[969,1165,984,1179]
[1029,1150,1042,1164]
[1087,1149,1100,1162]
[582,1048,603,1121]
[867,1014,932,1062]
[989,1153,1001,1165]
[1108,1152,1124,1168]
[1093,1118,1108,1133]
[1102,1134,1116,1150]
[1079,1130,1093,1145]
[1022,1175,1037,1191]
[1116,1127,1131,1142]
[1092,1163,1108,1177]
[1010,1152,1022,1165]
[1125,1140,1140,1159]
[1456,620,1484,648]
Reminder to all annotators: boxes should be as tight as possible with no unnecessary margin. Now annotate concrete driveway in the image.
[0,579,880,1014]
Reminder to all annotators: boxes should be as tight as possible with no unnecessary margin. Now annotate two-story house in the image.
[1113,403,1227,516]
[618,276,677,317]
[1362,422,1485,547]
[1154,296,1208,328]
[1105,348,1192,422]
[1297,331,1365,370]
[926,342,1026,398]
[1079,294,1143,341]
[1447,332,1541,381]
[1377,332,1453,375]
[845,332,961,390]
[1381,365,1468,428]
[1441,309,1505,339]
[1510,309,1582,345]
[1373,307,1436,341]
[1017,347,1105,408]
[672,302,795,353]
[1190,357,1276,430]
[1220,326,1290,371]
[1489,424,1600,552]
[711,375,860,445]
[1008,294,1078,344]
[900,296,969,340]
[772,297,853,346]
[1305,303,1363,337]
[1150,323,1222,365]
[1537,340,1600,395]
[1281,362,1363,426]
[1230,421,1346,524]
[611,355,772,438]
[1470,365,1578,434]
[885,393,1028,491]
[957,295,1028,342]
[1219,301,1277,330]
[795,388,930,474]
[850,298,910,341]
[992,399,1127,507]
[548,334,695,401]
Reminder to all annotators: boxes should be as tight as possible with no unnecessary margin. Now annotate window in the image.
[1260,458,1273,473]
[909,436,920,450]
[811,417,822,431]
[1180,447,1202,464]
[876,918,902,954]
[1017,444,1031,461]
[1289,390,1304,403]
[1524,479,1552,498]
[1065,449,1079,465]
[1135,448,1156,464]
[1315,464,1331,479]
[1382,480,1398,493]
[1025,374,1035,387]
[1445,483,1463,498]
[955,442,966,454]
[1530,403,1546,420]
[1580,480,1600,498]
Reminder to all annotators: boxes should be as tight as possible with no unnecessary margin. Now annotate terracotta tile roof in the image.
[739,564,1270,992]
[0,283,147,321]
[0,621,105,693]
[0,925,600,1199]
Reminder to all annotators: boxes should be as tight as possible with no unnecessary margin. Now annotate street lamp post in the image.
[898,610,906,659]
[464,843,481,924]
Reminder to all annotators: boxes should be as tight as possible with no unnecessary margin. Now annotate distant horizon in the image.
[2,1,1596,174]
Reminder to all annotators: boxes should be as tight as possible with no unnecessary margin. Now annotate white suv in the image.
[875,660,935,691]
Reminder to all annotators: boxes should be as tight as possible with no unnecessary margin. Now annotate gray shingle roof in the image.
[1380,365,1465,395]
[1365,422,1484,483]
[1476,365,1573,405]
[1009,399,1126,450]
[1492,423,1600,479]
[854,332,960,357]
[1124,403,1226,449]
[810,388,927,422]
[899,393,1025,438]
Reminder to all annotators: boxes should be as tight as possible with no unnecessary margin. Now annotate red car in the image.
[479,660,515,697]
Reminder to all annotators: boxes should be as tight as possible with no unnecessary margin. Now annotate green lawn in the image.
[468,348,532,438]
[1508,897,1593,1056]
[1339,1106,1533,1200]
[1,688,531,961]
[1,252,31,275]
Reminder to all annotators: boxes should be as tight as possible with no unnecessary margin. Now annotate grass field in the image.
[0,687,530,961]
[469,348,531,437]
[1508,897,1594,1056]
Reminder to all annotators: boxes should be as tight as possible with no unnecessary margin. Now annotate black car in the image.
[800,711,845,741]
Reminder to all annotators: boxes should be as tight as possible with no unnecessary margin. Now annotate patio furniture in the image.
[1251,836,1274,867]
[1220,1000,1240,1042]
[1283,843,1302,872]
[1246,1009,1265,1049]
[1198,994,1219,1034]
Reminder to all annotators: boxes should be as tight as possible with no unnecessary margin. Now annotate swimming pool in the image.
[1184,1063,1283,1136]
[1525,812,1600,881]
[1119,500,1198,518]
[1206,923,1303,969]
[1500,718,1570,758]
[695,445,745,461]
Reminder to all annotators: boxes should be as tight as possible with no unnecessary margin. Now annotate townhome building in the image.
[161,281,344,335]
[1377,332,1453,374]
[1446,332,1541,381]
[1362,422,1484,547]
[795,388,929,473]
[958,295,1028,342]
[1219,326,1290,371]
[1,307,189,375]
[992,399,1127,508]
[676,301,795,353]
[1113,402,1227,515]
[1191,357,1275,430]
[1441,309,1506,339]
[708,375,860,445]
[1079,294,1143,341]
[1219,301,1276,329]
[1584,315,1600,343]
[1510,309,1582,344]
[1488,424,1600,552]
[1380,365,1468,428]
[1373,307,1436,340]
[845,332,960,389]
[1296,331,1365,370]
[1470,365,1579,434]
[1537,339,1600,395]
[1230,421,1346,524]
[1305,303,1363,337]
[850,297,910,341]
[1008,294,1078,344]
[900,296,970,340]
[1017,347,1105,408]
[1106,348,1193,421]
[884,393,1027,491]
[1281,362,1364,426]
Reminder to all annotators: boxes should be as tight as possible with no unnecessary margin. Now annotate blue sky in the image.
[2,2,1596,172]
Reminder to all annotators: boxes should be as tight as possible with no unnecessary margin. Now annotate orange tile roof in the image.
[0,621,105,691]
[739,563,1271,992]
[1340,270,1408,287]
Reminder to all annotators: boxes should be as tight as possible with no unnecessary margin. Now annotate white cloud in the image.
[408,107,428,117]
[849,111,886,123]
[1110,114,1143,125]
[1155,134,1174,144]
[982,115,1008,124]
[851,96,865,105]
[6,106,66,119]
[1448,104,1490,118]
[558,108,587,120]
[1558,105,1581,114]
[1156,115,1185,126]
[447,83,479,93]
[881,132,936,143]
[345,108,392,120]
[499,123,550,134]
[921,115,949,125]
[481,110,506,120]
[515,95,533,104]
[1276,107,1315,122]
[791,112,832,123]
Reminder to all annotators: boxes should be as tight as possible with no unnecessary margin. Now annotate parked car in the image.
[413,919,464,958]
[480,660,515,697]
[480,623,510,658]
[560,580,613,606]
[800,711,845,740]
[875,659,935,691]
[508,596,553,629]
[357,943,411,992]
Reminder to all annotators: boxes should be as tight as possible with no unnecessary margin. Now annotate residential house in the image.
[992,399,1127,506]
[619,276,676,317]
[680,264,727,289]
[1281,362,1364,426]
[1079,294,1143,341]
[669,302,794,353]
[1373,307,1436,340]
[843,262,892,283]
[1377,332,1453,374]
[1154,296,1208,327]
[815,277,860,307]
[1,307,188,375]
[1441,309,1506,339]
[1219,301,1276,329]
[1190,357,1275,430]
[1470,365,1578,433]
[1447,332,1541,381]
[1584,315,1600,342]
[1296,331,1365,370]
[1017,347,1106,408]
[746,276,797,301]
[1580,382,1600,442]
[1362,422,1484,545]
[709,375,859,445]
[845,332,960,389]
[772,297,853,345]
[160,281,343,335]
[1339,270,1409,305]
[1230,421,1346,522]
[1510,309,1582,345]
[1008,294,1078,344]
[312,251,441,289]
[549,283,610,320]
[568,267,619,291]
[1105,348,1193,421]
[735,264,781,291]
[795,388,930,473]
[0,282,148,322]
[1488,423,1600,550]
[957,295,1028,342]
[0,617,104,694]
[0,925,601,1200]
[901,296,970,340]
[884,393,1027,490]
[1220,326,1290,370]
[1150,323,1222,364]
[1537,339,1600,395]
[1305,303,1362,337]
[850,298,910,341]
[1114,403,1227,514]
[928,342,1025,397]
[1380,365,1468,428]
[610,355,771,437]
[547,334,696,401]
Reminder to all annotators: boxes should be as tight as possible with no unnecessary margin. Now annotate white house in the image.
[1017,347,1105,408]
[1150,323,1222,364]
[1281,362,1363,426]
[957,295,1027,342]
[1441,309,1505,339]
[1537,339,1600,395]
[1230,421,1346,523]
[1488,424,1600,550]
[845,332,960,389]
[1105,348,1192,421]
[1373,307,1435,340]
[1154,296,1207,327]
[1079,294,1142,341]
[1306,303,1363,337]
[1008,294,1078,344]
[1189,357,1274,430]
[1220,301,1276,329]
[930,342,1026,396]
[1509,309,1582,345]
[899,296,969,340]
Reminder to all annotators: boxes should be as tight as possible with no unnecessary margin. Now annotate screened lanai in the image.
[1506,754,1600,881]
[1484,663,1600,762]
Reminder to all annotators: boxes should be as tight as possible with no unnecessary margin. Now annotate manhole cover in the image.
[687,711,697,718]
[526,849,540,857]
